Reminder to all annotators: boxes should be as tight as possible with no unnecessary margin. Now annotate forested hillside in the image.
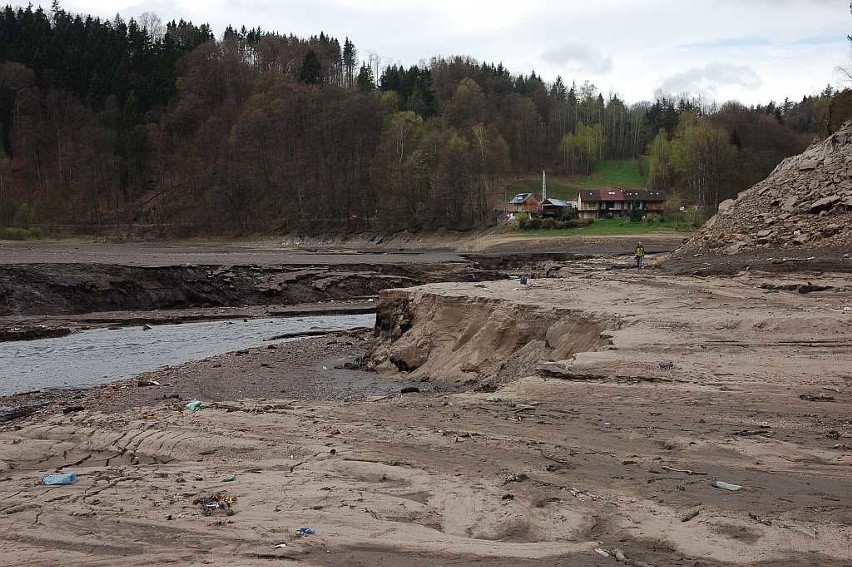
[0,3,846,235]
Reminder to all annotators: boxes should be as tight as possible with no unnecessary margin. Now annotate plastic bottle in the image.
[42,473,78,486]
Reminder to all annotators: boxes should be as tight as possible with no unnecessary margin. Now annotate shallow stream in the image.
[0,314,375,396]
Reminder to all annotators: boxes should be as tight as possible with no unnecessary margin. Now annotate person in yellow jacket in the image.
[634,241,645,269]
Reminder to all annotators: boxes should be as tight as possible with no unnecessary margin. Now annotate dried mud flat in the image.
[1,263,850,566]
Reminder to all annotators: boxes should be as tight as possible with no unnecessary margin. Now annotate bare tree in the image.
[138,11,165,41]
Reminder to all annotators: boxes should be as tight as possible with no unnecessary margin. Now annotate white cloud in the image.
[660,63,763,99]
[541,43,614,75]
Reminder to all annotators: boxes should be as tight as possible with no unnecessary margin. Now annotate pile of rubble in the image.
[680,121,852,255]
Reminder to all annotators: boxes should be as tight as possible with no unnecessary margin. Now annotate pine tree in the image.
[356,63,375,92]
[342,37,356,88]
[299,50,321,84]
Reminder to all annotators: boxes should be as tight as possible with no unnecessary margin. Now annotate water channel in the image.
[0,314,376,396]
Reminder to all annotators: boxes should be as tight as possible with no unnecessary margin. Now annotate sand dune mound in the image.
[680,122,852,255]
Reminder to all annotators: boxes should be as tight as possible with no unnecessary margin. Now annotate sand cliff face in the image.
[368,286,615,391]
[679,121,852,255]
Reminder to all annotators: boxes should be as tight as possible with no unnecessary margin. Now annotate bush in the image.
[672,208,703,230]
[542,218,557,230]
[13,202,36,228]
[0,226,43,240]
[683,208,701,227]
[645,213,660,224]
[629,208,643,223]
[528,217,542,229]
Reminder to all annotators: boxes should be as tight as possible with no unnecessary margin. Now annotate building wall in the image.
[521,196,541,213]
[578,200,665,219]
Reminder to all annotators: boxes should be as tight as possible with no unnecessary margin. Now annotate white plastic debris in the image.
[714,480,743,491]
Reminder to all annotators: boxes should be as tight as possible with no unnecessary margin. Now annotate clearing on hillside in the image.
[507,159,648,202]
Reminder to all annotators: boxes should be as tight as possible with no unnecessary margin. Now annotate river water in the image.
[0,314,375,396]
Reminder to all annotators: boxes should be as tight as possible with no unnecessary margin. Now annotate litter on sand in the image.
[194,491,236,516]
[296,527,315,537]
[186,400,204,411]
[42,473,78,486]
[713,480,743,491]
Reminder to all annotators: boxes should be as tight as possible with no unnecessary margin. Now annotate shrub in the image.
[0,226,43,240]
[542,218,557,230]
[629,208,643,222]
[13,202,36,228]
[672,208,703,230]
[683,208,701,227]
[528,217,542,229]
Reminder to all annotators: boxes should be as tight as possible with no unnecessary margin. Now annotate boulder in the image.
[717,199,736,216]
[808,195,840,214]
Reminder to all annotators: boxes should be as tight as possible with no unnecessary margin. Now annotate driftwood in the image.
[662,465,707,476]
[541,451,572,466]
[0,404,44,423]
[265,325,371,342]
[681,508,701,522]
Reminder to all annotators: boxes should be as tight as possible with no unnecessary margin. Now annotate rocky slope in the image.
[679,121,852,255]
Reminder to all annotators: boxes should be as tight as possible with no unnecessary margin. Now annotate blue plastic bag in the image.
[42,473,78,486]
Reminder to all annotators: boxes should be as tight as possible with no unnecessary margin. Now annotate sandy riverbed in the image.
[0,263,849,566]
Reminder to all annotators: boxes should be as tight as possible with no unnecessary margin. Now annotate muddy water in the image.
[0,314,375,396]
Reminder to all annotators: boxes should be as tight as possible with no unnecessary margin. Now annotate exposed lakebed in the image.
[0,313,375,396]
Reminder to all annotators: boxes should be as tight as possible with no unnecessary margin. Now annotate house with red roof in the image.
[577,189,667,220]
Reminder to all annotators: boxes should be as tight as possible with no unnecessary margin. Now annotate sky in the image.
[44,0,852,105]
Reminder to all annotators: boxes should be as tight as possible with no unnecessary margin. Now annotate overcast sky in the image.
[47,0,852,105]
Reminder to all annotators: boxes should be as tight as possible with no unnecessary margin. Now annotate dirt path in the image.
[1,268,850,566]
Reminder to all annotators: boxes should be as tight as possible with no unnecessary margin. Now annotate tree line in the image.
[0,2,847,234]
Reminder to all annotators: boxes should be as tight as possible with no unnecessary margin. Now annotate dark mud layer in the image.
[0,262,504,317]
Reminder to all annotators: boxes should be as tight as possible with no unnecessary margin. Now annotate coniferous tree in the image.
[356,63,375,92]
[299,49,321,84]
